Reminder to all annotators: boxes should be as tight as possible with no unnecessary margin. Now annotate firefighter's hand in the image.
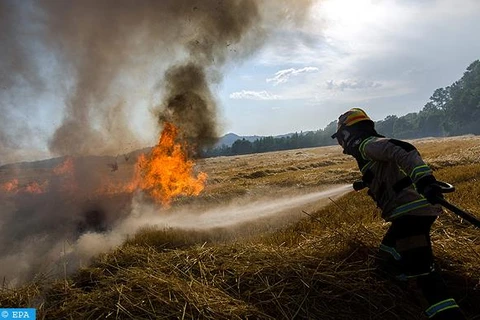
[353,180,366,191]
[416,175,443,204]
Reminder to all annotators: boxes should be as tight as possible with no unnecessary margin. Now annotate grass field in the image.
[0,135,479,319]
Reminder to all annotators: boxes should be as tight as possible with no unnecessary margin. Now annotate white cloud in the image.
[229,90,281,100]
[266,67,319,86]
[326,79,382,91]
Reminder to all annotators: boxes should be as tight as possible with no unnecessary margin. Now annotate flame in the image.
[0,178,47,194]
[24,181,48,194]
[53,157,74,175]
[1,179,19,193]
[1,157,76,196]
[95,178,137,196]
[0,125,207,204]
[134,122,207,206]
[53,157,78,194]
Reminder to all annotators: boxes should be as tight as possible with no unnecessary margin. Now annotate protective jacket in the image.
[353,136,442,221]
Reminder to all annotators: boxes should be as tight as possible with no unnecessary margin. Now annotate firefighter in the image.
[331,108,465,319]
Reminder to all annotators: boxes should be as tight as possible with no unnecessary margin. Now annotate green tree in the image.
[429,87,451,110]
[417,109,445,137]
[231,139,253,155]
[392,113,418,138]
[447,60,480,134]
[376,115,398,137]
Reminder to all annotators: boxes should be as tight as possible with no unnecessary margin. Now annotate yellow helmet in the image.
[331,108,374,146]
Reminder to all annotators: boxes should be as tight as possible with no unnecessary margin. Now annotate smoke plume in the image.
[1,0,315,162]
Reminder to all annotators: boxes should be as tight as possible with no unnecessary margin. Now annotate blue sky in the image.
[217,0,480,136]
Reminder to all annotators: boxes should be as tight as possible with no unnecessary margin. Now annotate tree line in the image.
[202,59,480,157]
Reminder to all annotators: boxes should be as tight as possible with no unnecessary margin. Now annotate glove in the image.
[415,175,443,204]
[353,180,366,191]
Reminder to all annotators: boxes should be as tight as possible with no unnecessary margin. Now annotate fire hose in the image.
[353,180,480,228]
[430,181,480,228]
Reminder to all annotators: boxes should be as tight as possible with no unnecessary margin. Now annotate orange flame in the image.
[52,156,78,194]
[24,181,48,194]
[53,157,74,175]
[95,178,137,196]
[134,122,207,206]
[0,178,47,194]
[1,157,75,196]
[0,125,207,203]
[1,179,19,193]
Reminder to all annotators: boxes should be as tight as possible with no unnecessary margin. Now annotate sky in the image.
[1,0,480,163]
[219,0,480,136]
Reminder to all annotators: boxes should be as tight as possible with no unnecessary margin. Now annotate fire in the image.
[53,157,74,175]
[1,179,19,193]
[0,124,207,205]
[134,122,207,206]
[25,181,48,194]
[95,179,137,196]
[0,178,47,194]
[53,157,78,194]
[1,157,75,196]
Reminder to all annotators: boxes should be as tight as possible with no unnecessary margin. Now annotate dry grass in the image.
[1,136,480,319]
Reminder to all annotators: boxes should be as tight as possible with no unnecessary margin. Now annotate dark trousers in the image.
[379,215,465,319]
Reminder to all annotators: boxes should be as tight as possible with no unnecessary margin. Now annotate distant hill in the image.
[215,133,264,147]
[216,132,301,147]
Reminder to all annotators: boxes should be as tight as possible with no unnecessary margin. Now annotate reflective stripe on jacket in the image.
[358,136,442,221]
